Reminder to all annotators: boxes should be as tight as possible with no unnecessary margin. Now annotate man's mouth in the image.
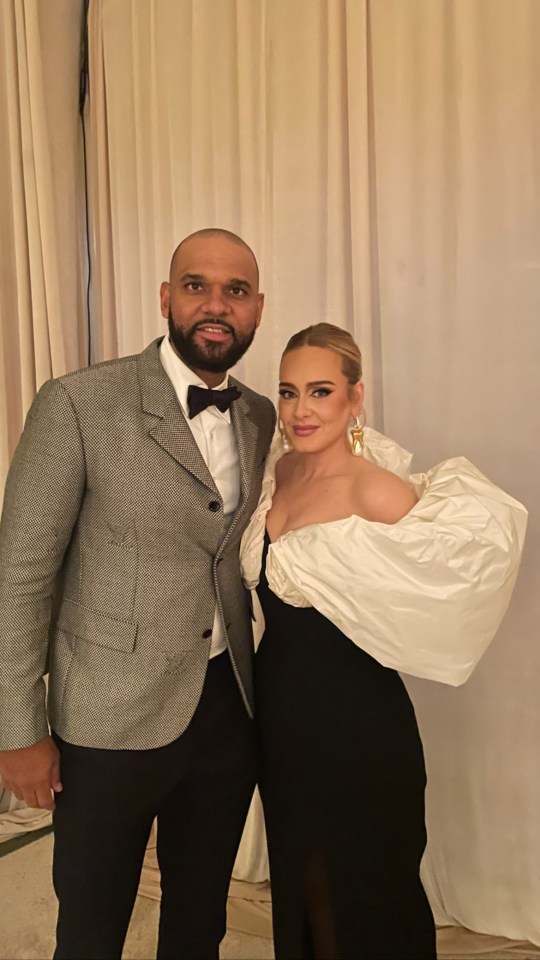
[195,324,233,343]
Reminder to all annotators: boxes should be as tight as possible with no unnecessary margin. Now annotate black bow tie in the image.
[187,383,242,419]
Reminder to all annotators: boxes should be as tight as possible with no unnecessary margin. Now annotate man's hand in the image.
[0,735,62,811]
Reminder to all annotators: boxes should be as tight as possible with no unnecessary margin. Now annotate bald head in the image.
[169,228,259,288]
[160,226,264,386]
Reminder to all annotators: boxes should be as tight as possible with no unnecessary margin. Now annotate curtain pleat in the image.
[0,0,86,488]
[0,0,86,836]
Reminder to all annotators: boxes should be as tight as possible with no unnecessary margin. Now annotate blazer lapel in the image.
[230,390,259,506]
[149,411,219,494]
[138,339,219,495]
[213,385,260,555]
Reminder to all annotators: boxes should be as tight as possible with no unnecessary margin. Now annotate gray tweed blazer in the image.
[0,339,275,750]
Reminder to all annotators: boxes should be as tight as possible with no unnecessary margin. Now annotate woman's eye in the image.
[312,388,332,397]
[278,389,296,400]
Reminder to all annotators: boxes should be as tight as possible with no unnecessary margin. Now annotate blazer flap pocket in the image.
[56,599,137,653]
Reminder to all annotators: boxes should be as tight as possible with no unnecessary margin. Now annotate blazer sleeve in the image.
[0,379,86,749]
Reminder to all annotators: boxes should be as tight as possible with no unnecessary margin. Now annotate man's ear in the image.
[255,292,265,328]
[160,281,170,320]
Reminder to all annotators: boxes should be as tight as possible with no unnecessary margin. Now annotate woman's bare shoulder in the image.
[355,461,417,524]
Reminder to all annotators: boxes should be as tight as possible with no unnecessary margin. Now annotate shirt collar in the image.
[159,335,232,422]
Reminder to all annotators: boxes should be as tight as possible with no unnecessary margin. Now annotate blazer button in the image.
[202,629,212,639]
[208,500,221,512]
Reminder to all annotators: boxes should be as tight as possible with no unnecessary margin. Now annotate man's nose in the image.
[203,286,230,315]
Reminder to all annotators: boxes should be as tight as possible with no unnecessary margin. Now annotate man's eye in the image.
[278,389,296,400]
[230,287,246,297]
[186,282,203,292]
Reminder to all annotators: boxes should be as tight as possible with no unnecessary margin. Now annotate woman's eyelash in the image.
[278,388,334,399]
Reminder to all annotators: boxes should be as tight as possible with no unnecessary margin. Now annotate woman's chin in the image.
[290,434,323,453]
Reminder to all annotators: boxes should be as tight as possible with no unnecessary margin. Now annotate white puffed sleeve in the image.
[265,457,527,686]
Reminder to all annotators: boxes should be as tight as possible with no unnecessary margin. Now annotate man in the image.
[0,229,275,959]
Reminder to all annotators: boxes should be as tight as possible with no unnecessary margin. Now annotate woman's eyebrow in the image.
[279,380,336,388]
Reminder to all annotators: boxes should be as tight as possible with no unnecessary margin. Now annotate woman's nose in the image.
[294,394,311,419]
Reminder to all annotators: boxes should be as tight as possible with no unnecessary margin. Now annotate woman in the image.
[240,323,527,960]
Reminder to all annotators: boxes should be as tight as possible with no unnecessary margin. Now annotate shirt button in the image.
[202,629,212,639]
[209,500,221,512]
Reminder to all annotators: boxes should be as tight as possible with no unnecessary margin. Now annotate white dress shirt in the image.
[160,335,241,657]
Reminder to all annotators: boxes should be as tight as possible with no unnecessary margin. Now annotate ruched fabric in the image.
[241,429,527,686]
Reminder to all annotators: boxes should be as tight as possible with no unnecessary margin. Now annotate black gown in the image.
[255,532,436,960]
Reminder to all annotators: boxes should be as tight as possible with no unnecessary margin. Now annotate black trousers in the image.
[52,651,256,960]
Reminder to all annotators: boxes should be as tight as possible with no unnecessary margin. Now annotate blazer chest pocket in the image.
[55,598,138,653]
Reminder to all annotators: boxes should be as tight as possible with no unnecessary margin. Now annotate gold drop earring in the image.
[348,411,366,457]
[279,419,292,453]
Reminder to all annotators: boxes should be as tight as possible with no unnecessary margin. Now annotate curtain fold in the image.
[0,0,86,837]
[0,0,86,489]
[86,0,380,411]
[368,5,540,937]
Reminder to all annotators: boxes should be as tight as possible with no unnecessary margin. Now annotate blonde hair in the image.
[282,323,362,384]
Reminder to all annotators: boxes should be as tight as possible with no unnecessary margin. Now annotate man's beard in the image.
[168,312,256,373]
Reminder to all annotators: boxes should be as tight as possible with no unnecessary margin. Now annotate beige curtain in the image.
[370,2,540,942]
[0,0,86,836]
[0,0,87,488]
[86,0,540,944]
[86,0,381,408]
